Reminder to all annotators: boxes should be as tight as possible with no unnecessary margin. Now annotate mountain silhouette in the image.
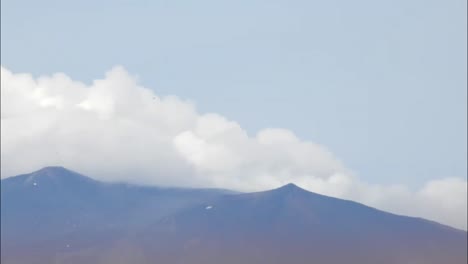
[1,167,466,264]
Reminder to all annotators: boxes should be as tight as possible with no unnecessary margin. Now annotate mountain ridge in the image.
[1,167,467,264]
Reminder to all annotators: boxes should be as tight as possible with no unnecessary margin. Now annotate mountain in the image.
[1,167,467,264]
[144,183,467,264]
[1,167,232,264]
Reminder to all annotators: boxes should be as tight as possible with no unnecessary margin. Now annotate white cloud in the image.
[1,66,466,230]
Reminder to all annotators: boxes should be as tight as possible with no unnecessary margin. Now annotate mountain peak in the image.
[267,183,313,197]
[24,166,96,185]
[277,183,305,191]
[32,166,79,178]
[36,166,71,174]
[282,183,300,188]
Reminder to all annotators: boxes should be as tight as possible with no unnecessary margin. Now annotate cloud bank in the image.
[1,66,466,229]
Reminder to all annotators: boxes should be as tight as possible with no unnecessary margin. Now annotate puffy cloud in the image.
[1,66,466,229]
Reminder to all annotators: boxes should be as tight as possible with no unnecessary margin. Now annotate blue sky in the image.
[1,0,466,188]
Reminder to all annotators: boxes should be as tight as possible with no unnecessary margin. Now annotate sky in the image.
[1,0,467,228]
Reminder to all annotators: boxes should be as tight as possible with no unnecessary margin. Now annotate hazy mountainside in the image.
[1,167,467,264]
[1,167,232,264]
[143,184,467,264]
